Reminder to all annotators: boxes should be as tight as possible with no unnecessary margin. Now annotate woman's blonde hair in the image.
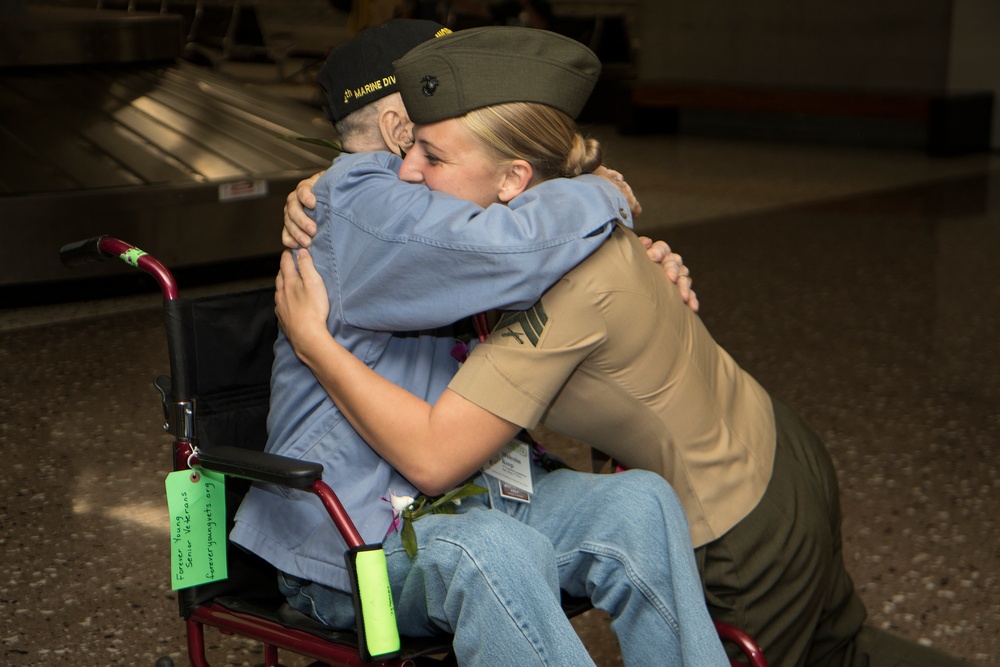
[456,102,602,183]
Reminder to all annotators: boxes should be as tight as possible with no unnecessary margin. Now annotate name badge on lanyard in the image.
[482,439,533,503]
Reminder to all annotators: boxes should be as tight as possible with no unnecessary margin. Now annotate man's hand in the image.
[591,167,697,309]
[593,166,642,218]
[638,236,699,313]
[275,249,332,357]
[282,172,322,249]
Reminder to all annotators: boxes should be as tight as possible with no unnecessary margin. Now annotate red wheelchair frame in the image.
[61,236,767,667]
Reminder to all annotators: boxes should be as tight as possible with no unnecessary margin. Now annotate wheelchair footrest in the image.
[209,596,454,659]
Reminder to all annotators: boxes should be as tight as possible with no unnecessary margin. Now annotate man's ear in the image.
[378,105,414,157]
[498,161,533,203]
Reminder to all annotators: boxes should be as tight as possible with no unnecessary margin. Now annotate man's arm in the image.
[285,166,640,248]
[283,167,698,313]
[303,152,630,331]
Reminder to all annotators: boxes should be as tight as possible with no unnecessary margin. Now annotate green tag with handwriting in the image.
[165,469,228,590]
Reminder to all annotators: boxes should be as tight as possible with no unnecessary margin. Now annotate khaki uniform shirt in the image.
[449,226,777,547]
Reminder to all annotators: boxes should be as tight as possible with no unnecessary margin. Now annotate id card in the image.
[483,439,533,502]
[165,469,228,590]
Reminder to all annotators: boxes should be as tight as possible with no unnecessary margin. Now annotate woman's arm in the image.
[276,249,519,496]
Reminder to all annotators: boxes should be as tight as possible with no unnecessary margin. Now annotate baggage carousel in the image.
[0,5,338,287]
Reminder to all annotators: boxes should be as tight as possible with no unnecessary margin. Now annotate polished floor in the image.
[2,104,998,664]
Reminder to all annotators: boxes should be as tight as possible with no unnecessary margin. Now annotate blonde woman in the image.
[278,26,974,667]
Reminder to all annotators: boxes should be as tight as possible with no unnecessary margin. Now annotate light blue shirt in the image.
[231,151,632,591]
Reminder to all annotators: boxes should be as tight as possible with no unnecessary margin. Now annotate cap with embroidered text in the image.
[317,19,451,123]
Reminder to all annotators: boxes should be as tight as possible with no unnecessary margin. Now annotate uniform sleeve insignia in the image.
[493,302,548,347]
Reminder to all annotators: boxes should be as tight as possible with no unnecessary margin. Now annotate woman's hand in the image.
[282,172,322,249]
[275,249,332,359]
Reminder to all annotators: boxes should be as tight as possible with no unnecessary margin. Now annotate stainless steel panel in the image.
[0,9,340,287]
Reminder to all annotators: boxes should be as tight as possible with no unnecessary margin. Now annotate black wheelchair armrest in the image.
[197,445,323,490]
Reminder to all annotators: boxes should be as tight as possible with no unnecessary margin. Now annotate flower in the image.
[392,480,488,558]
[389,492,415,514]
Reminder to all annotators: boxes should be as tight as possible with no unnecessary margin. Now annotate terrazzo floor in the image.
[2,119,998,664]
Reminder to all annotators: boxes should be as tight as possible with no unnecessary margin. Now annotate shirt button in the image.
[619,208,629,220]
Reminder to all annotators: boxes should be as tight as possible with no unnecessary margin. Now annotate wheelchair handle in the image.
[60,236,179,300]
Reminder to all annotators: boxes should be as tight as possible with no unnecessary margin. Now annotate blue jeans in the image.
[279,464,727,666]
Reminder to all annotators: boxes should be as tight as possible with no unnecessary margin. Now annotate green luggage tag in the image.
[165,469,228,590]
[345,544,400,662]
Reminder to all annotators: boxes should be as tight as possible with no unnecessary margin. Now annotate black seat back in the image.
[160,286,281,617]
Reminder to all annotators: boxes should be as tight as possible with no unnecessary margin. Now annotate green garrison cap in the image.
[393,26,601,124]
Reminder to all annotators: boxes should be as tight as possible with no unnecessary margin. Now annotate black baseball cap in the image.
[317,19,452,123]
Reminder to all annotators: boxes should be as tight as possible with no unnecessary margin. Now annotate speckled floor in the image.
[2,125,998,665]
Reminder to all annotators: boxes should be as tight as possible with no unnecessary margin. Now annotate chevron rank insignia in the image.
[493,302,548,347]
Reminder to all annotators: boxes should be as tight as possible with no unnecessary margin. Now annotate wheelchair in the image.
[61,236,768,667]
